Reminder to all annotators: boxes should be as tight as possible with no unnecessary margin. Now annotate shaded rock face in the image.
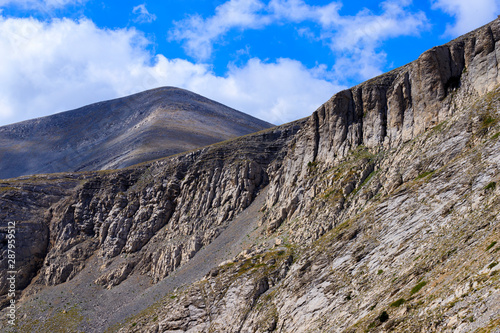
[0,121,301,303]
[0,87,274,180]
[1,18,500,333]
[0,175,85,299]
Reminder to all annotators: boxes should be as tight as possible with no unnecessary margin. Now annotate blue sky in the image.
[0,0,498,126]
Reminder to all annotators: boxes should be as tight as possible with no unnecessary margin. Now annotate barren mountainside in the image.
[0,87,274,179]
[1,18,500,333]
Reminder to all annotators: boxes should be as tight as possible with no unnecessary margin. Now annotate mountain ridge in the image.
[0,86,274,179]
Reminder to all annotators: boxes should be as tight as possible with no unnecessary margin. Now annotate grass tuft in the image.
[484,182,497,191]
[486,241,497,251]
[390,298,405,307]
[416,170,435,180]
[410,281,427,295]
[378,311,389,323]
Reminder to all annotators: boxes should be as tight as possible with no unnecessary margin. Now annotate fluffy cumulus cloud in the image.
[268,0,341,25]
[171,0,429,80]
[268,0,428,80]
[185,58,342,124]
[330,1,429,79]
[0,17,152,124]
[432,0,499,36]
[169,0,269,60]
[0,16,340,126]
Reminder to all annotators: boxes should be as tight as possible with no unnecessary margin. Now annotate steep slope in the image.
[0,87,274,179]
[0,120,303,332]
[1,18,500,333]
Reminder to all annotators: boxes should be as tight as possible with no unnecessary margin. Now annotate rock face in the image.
[1,18,500,333]
[262,19,500,240]
[0,120,302,308]
[0,87,274,179]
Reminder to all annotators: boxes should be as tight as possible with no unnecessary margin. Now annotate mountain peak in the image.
[0,87,273,179]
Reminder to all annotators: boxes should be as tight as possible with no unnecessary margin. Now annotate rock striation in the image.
[1,18,500,333]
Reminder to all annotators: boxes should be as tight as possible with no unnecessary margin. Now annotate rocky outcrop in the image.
[262,18,500,240]
[141,249,293,333]
[115,23,500,330]
[0,174,86,305]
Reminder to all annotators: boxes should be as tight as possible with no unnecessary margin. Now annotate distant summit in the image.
[0,87,274,179]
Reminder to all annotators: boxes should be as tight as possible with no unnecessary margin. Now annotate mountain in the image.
[1,18,500,333]
[0,87,274,179]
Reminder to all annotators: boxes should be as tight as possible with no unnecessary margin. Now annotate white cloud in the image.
[268,0,341,25]
[333,2,427,50]
[169,0,269,60]
[0,16,341,126]
[170,0,428,80]
[329,1,428,80]
[432,0,499,36]
[272,0,429,82]
[187,58,343,124]
[133,4,156,24]
[0,0,85,9]
[0,17,153,124]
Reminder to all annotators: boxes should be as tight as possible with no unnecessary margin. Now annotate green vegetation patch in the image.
[432,120,448,132]
[233,249,292,278]
[352,169,379,196]
[312,219,355,252]
[0,186,18,192]
[482,115,498,128]
[307,161,320,175]
[18,306,84,333]
[322,188,344,203]
[485,182,497,191]
[307,161,319,168]
[367,310,390,329]
[378,311,389,323]
[486,241,497,251]
[410,281,427,295]
[416,170,435,180]
[390,298,406,307]
[488,262,498,270]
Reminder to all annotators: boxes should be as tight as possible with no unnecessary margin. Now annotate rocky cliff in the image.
[262,17,500,243]
[1,18,500,333]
